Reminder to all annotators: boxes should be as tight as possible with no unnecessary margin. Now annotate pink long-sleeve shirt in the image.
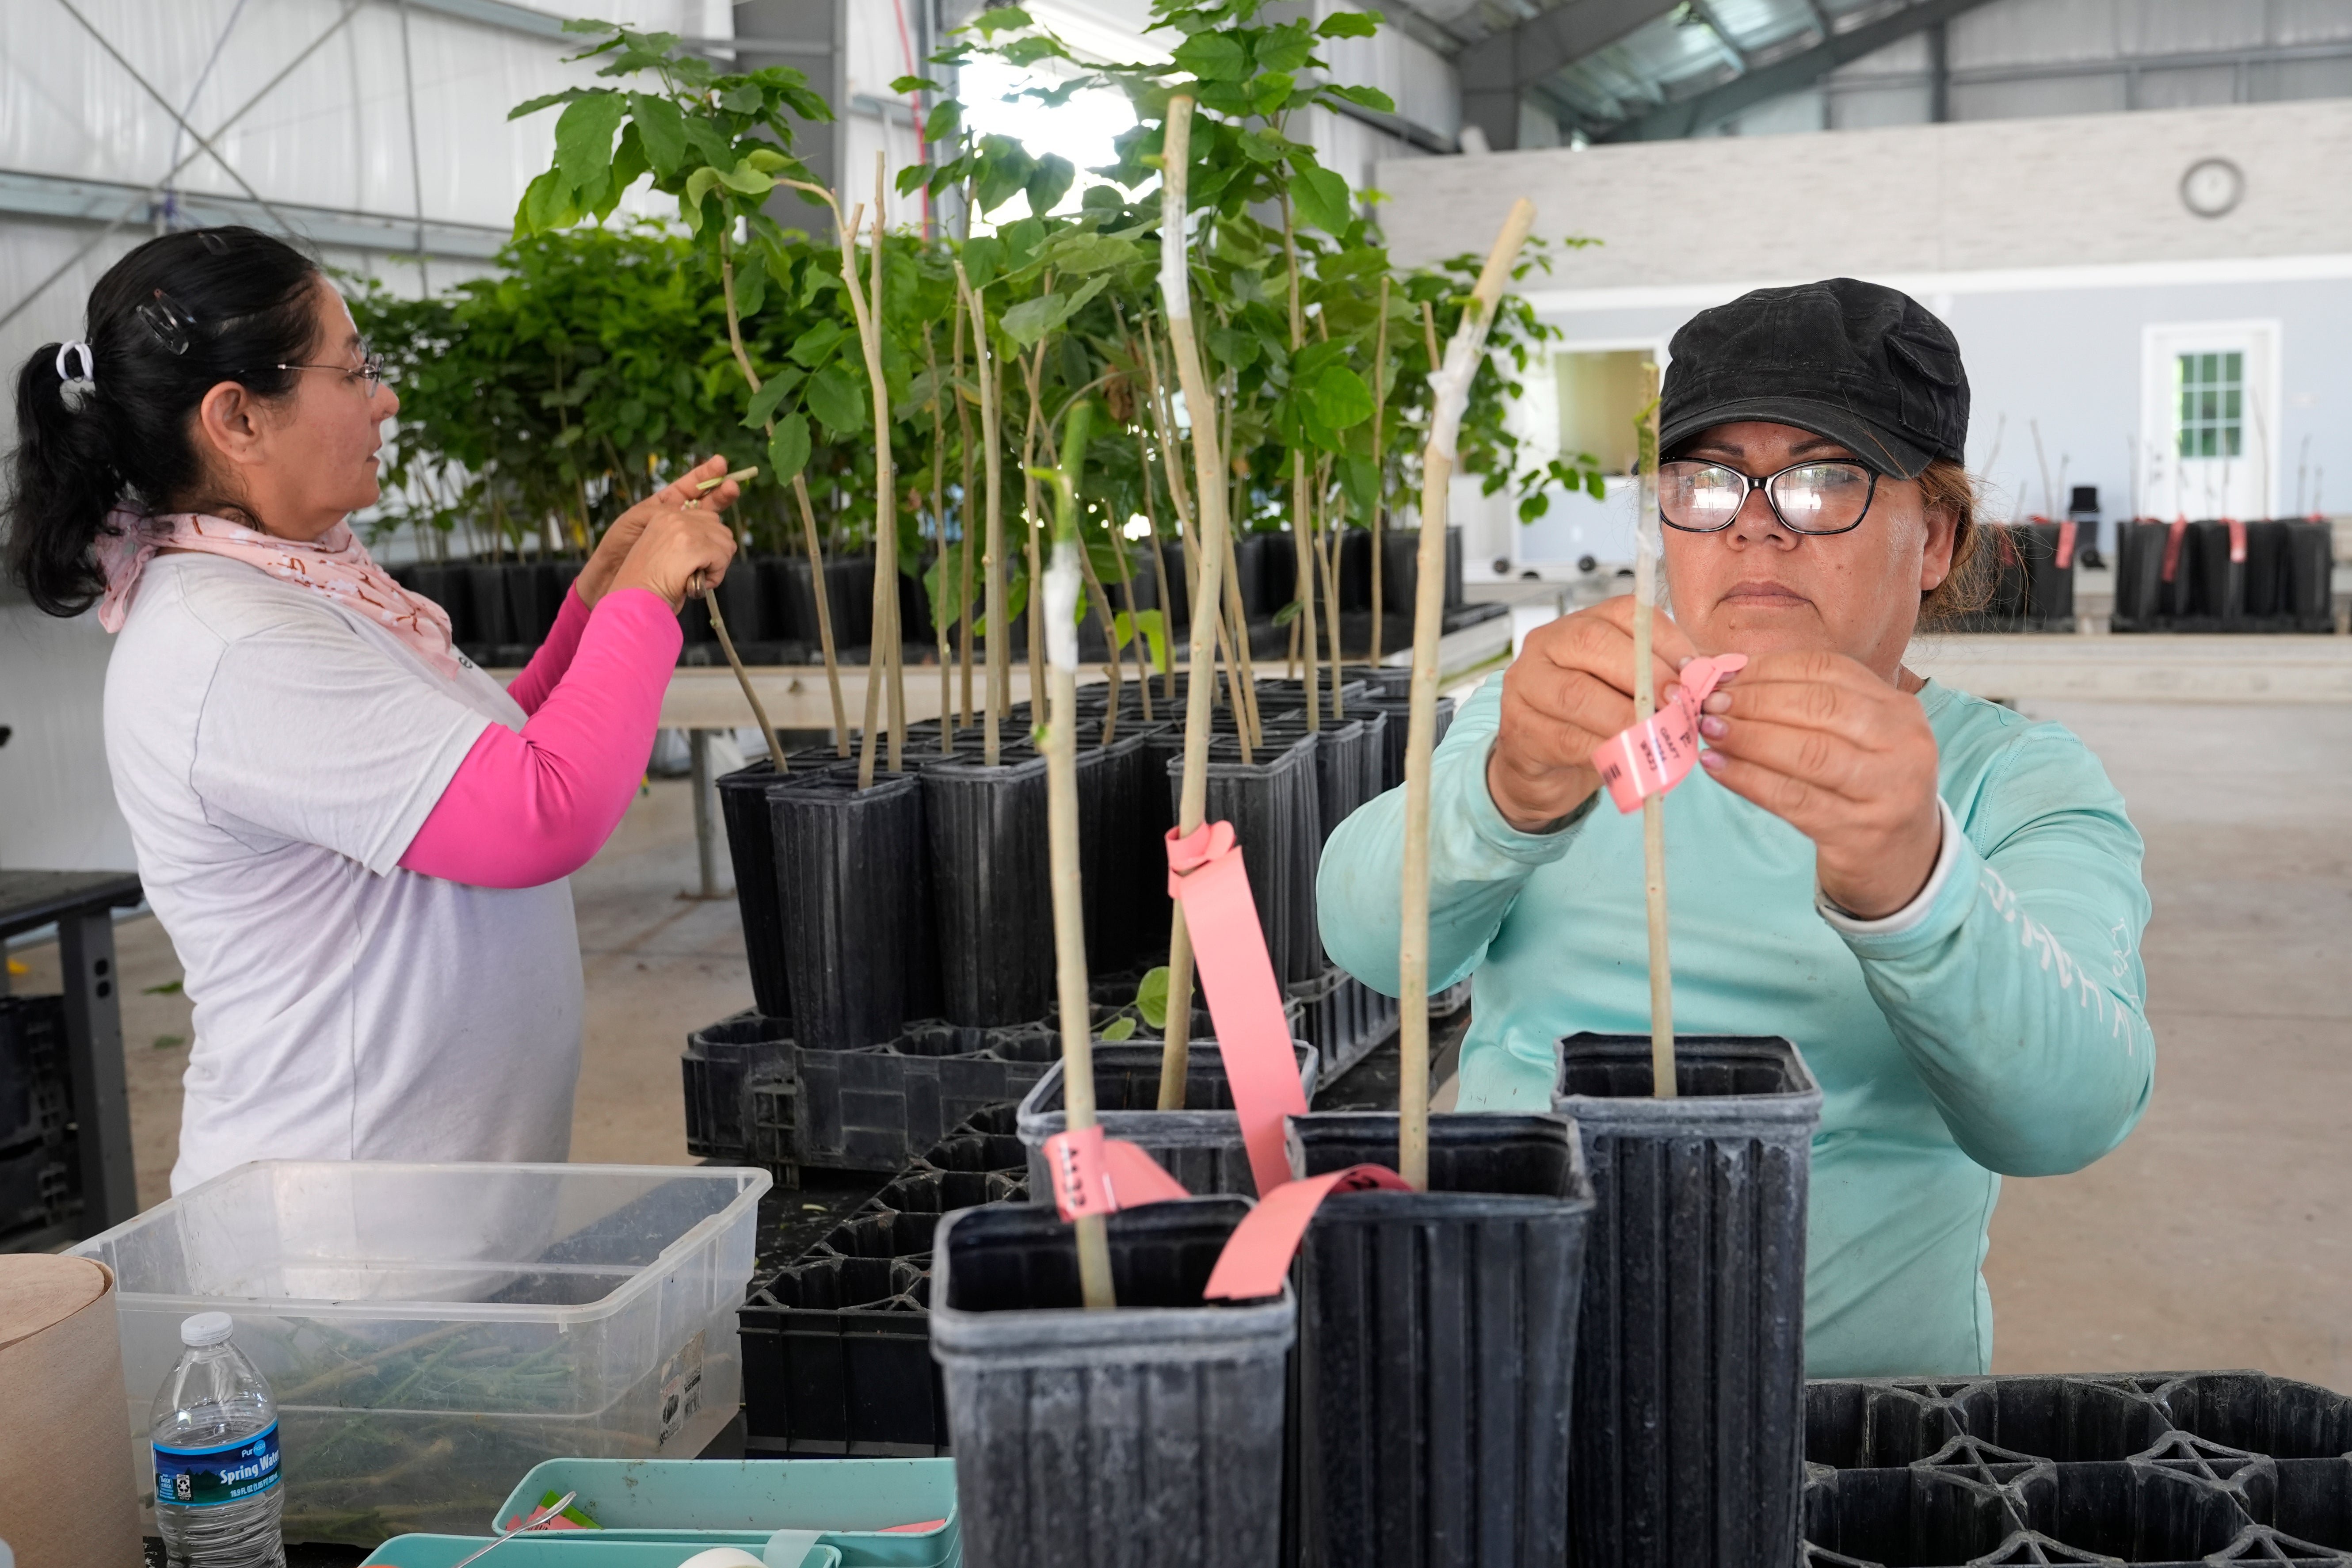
[398,585,680,887]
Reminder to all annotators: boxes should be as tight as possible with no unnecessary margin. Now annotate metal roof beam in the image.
[1597,0,2000,140]
[1456,0,1687,149]
[0,168,512,261]
[384,0,827,57]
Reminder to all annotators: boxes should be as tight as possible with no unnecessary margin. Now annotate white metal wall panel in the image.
[1379,99,2352,279]
[0,604,133,873]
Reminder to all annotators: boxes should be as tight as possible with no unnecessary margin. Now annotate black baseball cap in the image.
[1658,278,1969,480]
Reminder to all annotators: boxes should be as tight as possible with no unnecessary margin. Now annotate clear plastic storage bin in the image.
[73,1160,769,1545]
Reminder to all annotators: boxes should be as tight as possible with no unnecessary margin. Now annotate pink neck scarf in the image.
[95,509,463,679]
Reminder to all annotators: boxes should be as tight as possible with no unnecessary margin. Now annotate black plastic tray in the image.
[1803,1370,2352,1565]
[739,1104,1029,1456]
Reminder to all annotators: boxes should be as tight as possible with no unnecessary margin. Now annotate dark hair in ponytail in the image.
[4,226,322,617]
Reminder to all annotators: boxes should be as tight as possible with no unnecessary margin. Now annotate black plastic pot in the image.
[1353,693,1453,794]
[740,1104,1029,1457]
[2110,520,2168,632]
[1176,732,1323,986]
[683,555,764,644]
[679,1007,795,1161]
[930,1197,1295,1568]
[1074,732,1148,976]
[1286,1111,1596,1568]
[715,759,792,1018]
[1381,525,1464,614]
[772,554,875,647]
[2189,520,2249,629]
[769,770,934,1051]
[922,755,1054,1028]
[467,562,515,645]
[2285,519,2337,632]
[1285,962,1399,1083]
[1015,1040,1319,1199]
[1555,1031,1822,1568]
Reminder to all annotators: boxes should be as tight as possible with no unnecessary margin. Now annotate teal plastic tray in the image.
[361,1540,840,1568]
[487,1458,957,1568]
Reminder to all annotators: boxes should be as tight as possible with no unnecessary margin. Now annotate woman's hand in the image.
[608,501,739,613]
[577,455,746,607]
[1487,595,1694,832]
[1695,650,1943,918]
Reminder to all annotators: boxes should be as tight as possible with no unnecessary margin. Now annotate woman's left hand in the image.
[577,455,745,607]
[1693,650,1943,919]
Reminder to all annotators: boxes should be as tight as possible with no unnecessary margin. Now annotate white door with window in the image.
[2139,322,2280,520]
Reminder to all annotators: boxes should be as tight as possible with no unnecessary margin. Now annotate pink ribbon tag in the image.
[2056,519,2078,569]
[1591,652,1748,813]
[2163,519,2188,582]
[1166,820,1312,1198]
[2226,518,2246,564]
[1201,1164,1415,1300]
[1041,1124,1190,1221]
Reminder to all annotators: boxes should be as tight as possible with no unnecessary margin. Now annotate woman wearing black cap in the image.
[1319,278,2152,1375]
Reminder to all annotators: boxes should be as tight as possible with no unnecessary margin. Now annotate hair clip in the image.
[136,288,192,355]
[54,342,97,412]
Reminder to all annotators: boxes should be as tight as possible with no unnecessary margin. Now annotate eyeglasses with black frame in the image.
[1658,458,1880,536]
[254,348,389,395]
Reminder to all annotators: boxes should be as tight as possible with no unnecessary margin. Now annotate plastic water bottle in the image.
[150,1312,285,1568]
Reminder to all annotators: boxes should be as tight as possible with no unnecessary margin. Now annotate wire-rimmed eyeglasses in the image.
[1659,458,1880,536]
[259,349,389,395]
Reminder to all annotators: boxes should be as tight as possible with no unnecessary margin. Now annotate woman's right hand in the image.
[609,504,739,613]
[1486,594,1696,831]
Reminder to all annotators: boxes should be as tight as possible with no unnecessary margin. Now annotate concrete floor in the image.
[14,699,2351,1387]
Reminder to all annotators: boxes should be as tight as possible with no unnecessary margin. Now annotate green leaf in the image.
[1273,597,1304,626]
[766,412,812,484]
[742,366,803,428]
[1040,229,1142,276]
[1289,162,1353,234]
[923,98,960,143]
[1311,363,1374,429]
[510,88,583,121]
[683,164,722,211]
[804,362,867,435]
[1099,1015,1138,1042]
[1321,82,1398,114]
[1025,153,1075,217]
[999,274,1108,347]
[629,92,686,175]
[720,80,764,113]
[1114,607,1170,673]
[1255,23,1316,73]
[715,158,774,196]
[1318,10,1381,38]
[143,978,184,996]
[891,74,938,93]
[961,235,1005,290]
[1136,966,1170,1030]
[1171,30,1248,81]
[786,318,846,367]
[554,92,628,187]
[971,5,1033,34]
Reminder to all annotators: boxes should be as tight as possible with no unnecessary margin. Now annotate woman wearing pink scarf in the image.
[4,227,740,1193]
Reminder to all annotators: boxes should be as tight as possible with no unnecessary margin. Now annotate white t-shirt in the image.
[104,554,583,1194]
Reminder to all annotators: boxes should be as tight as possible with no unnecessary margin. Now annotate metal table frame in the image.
[1,870,145,1248]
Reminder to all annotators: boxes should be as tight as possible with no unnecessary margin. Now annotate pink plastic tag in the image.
[1166,820,1312,1197]
[1591,652,1748,813]
[2163,519,2188,582]
[1201,1164,1415,1300]
[1041,1124,1189,1221]
[2226,518,2246,564]
[2056,519,2078,569]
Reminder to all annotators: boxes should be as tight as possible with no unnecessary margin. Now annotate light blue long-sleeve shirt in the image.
[1316,674,2154,1376]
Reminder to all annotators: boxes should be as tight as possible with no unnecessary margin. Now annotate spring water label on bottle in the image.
[153,1421,280,1507]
